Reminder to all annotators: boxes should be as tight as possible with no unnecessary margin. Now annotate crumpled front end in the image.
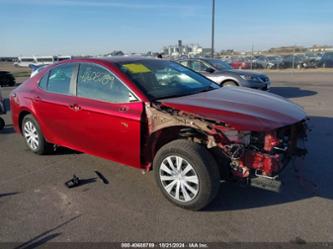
[220,121,308,191]
[146,102,308,192]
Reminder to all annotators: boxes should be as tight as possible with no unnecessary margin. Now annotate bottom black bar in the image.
[0,242,333,249]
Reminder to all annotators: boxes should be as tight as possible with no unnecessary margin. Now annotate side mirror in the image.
[205,67,215,73]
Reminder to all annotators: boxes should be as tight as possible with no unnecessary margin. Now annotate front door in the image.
[69,63,143,168]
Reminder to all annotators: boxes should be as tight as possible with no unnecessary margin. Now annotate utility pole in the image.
[211,0,215,58]
[251,44,254,70]
[292,45,296,70]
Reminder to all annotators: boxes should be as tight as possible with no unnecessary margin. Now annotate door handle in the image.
[119,105,129,112]
[69,104,82,112]
[33,96,41,102]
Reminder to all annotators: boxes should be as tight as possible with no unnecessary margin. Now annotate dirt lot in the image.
[0,66,333,243]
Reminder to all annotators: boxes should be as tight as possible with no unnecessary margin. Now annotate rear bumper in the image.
[242,80,271,91]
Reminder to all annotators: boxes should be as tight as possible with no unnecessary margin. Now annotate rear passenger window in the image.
[77,64,132,103]
[39,73,48,90]
[191,61,209,71]
[47,64,74,95]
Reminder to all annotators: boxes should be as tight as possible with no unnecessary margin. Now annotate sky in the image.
[0,0,332,56]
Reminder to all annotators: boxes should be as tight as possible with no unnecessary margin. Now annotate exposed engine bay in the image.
[146,103,308,192]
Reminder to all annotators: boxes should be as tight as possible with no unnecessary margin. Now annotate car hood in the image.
[159,87,306,131]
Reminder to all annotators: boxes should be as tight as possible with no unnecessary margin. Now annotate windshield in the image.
[116,60,219,100]
[205,59,232,70]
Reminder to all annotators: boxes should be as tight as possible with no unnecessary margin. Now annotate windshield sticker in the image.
[123,64,151,74]
[79,72,116,86]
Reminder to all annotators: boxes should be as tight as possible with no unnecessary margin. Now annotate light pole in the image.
[211,0,215,58]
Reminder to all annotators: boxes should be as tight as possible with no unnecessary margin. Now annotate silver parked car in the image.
[178,58,271,91]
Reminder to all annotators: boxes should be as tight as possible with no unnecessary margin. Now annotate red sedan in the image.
[230,60,251,70]
[10,57,308,210]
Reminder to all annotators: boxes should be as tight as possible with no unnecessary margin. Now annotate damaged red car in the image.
[10,57,308,210]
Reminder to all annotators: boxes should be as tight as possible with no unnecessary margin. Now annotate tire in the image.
[22,114,52,155]
[9,80,16,87]
[153,139,220,210]
[223,81,237,87]
[0,118,5,130]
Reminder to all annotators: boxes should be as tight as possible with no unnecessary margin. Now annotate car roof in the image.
[71,56,159,64]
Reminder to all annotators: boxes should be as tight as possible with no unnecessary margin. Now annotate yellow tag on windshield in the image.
[123,63,151,74]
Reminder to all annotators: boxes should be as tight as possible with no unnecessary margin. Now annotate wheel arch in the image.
[143,125,208,167]
[18,110,32,134]
[221,79,239,86]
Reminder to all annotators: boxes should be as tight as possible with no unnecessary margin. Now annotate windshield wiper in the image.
[192,85,217,94]
[153,85,217,101]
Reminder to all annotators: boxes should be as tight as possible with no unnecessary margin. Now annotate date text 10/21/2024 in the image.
[120,242,209,248]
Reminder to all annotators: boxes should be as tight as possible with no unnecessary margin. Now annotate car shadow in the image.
[0,192,20,199]
[14,215,81,249]
[52,147,82,156]
[270,86,317,98]
[0,124,15,134]
[205,115,333,211]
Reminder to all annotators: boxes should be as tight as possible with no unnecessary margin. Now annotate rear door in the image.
[33,63,80,147]
[69,63,143,168]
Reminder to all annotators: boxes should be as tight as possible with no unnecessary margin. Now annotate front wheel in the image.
[22,114,52,155]
[153,139,220,210]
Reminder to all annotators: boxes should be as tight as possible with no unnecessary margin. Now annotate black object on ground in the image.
[95,170,109,184]
[65,175,97,188]
[65,175,80,188]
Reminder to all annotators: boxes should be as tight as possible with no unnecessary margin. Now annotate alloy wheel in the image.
[23,121,39,150]
[159,155,199,202]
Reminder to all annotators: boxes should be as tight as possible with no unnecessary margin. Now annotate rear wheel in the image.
[223,81,237,87]
[22,115,52,155]
[153,139,220,210]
